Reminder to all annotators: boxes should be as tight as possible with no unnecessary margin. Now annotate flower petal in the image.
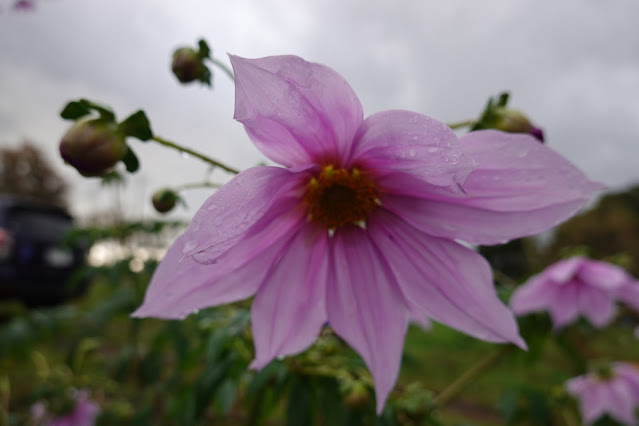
[547,284,581,329]
[370,211,526,348]
[326,227,409,413]
[509,275,555,315]
[383,131,603,245]
[352,110,475,189]
[231,55,363,167]
[181,166,303,262]
[616,281,639,311]
[250,226,329,369]
[604,379,637,425]
[577,285,616,328]
[132,197,304,319]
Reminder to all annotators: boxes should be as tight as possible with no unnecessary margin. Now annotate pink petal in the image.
[615,281,639,311]
[384,131,603,245]
[579,260,632,291]
[230,55,363,167]
[326,227,409,413]
[546,257,585,283]
[351,110,475,188]
[547,283,581,329]
[181,166,303,261]
[250,226,329,369]
[370,211,526,348]
[577,285,616,328]
[604,379,637,425]
[132,197,304,319]
[509,274,556,315]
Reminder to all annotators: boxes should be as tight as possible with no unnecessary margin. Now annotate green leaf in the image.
[119,110,153,141]
[79,98,116,121]
[286,377,314,426]
[122,146,140,173]
[496,92,510,107]
[60,101,92,120]
[197,39,211,59]
[216,379,238,416]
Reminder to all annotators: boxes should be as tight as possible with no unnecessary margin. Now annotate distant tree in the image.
[0,141,68,207]
[546,185,639,276]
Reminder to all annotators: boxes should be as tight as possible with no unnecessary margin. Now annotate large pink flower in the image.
[566,362,639,425]
[133,55,601,411]
[510,257,639,329]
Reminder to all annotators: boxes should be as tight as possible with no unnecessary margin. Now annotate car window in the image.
[8,208,73,240]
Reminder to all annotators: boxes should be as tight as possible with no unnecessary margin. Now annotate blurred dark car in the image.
[0,194,88,306]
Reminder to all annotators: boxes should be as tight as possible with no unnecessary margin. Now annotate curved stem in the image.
[150,136,240,175]
[433,345,515,408]
[209,57,235,82]
[446,119,475,130]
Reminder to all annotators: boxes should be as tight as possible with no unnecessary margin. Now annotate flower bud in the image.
[493,108,533,134]
[152,189,178,213]
[59,119,127,177]
[171,48,209,84]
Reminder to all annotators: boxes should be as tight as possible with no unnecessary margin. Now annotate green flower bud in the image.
[171,47,209,84]
[152,189,178,213]
[493,108,534,134]
[59,119,127,177]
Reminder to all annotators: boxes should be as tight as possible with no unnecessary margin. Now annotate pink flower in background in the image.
[12,0,35,11]
[133,54,601,411]
[566,362,639,425]
[31,389,99,426]
[510,257,639,329]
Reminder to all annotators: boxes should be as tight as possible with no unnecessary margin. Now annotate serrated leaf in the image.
[122,146,140,173]
[60,101,92,120]
[119,110,153,141]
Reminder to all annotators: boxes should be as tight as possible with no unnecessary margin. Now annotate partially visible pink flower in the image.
[12,0,35,11]
[510,257,639,329]
[566,362,639,425]
[133,54,602,412]
[32,389,99,426]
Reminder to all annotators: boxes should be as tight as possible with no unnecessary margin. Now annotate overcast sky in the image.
[1,0,638,221]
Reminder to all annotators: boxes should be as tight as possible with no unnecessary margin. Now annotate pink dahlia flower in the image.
[31,389,100,426]
[133,54,601,411]
[510,257,639,329]
[566,362,639,425]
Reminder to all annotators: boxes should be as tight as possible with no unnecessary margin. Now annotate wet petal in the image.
[132,199,304,319]
[231,55,363,167]
[370,211,526,348]
[352,110,475,189]
[326,228,409,413]
[181,166,303,261]
[250,227,329,369]
[384,130,603,245]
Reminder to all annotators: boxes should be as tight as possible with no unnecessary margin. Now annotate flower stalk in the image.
[433,344,515,409]
[150,136,240,174]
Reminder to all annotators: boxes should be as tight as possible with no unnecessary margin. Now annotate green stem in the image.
[447,119,475,130]
[175,181,222,191]
[209,57,235,82]
[433,345,515,408]
[150,136,240,175]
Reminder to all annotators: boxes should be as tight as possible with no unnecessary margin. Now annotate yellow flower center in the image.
[304,165,379,231]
